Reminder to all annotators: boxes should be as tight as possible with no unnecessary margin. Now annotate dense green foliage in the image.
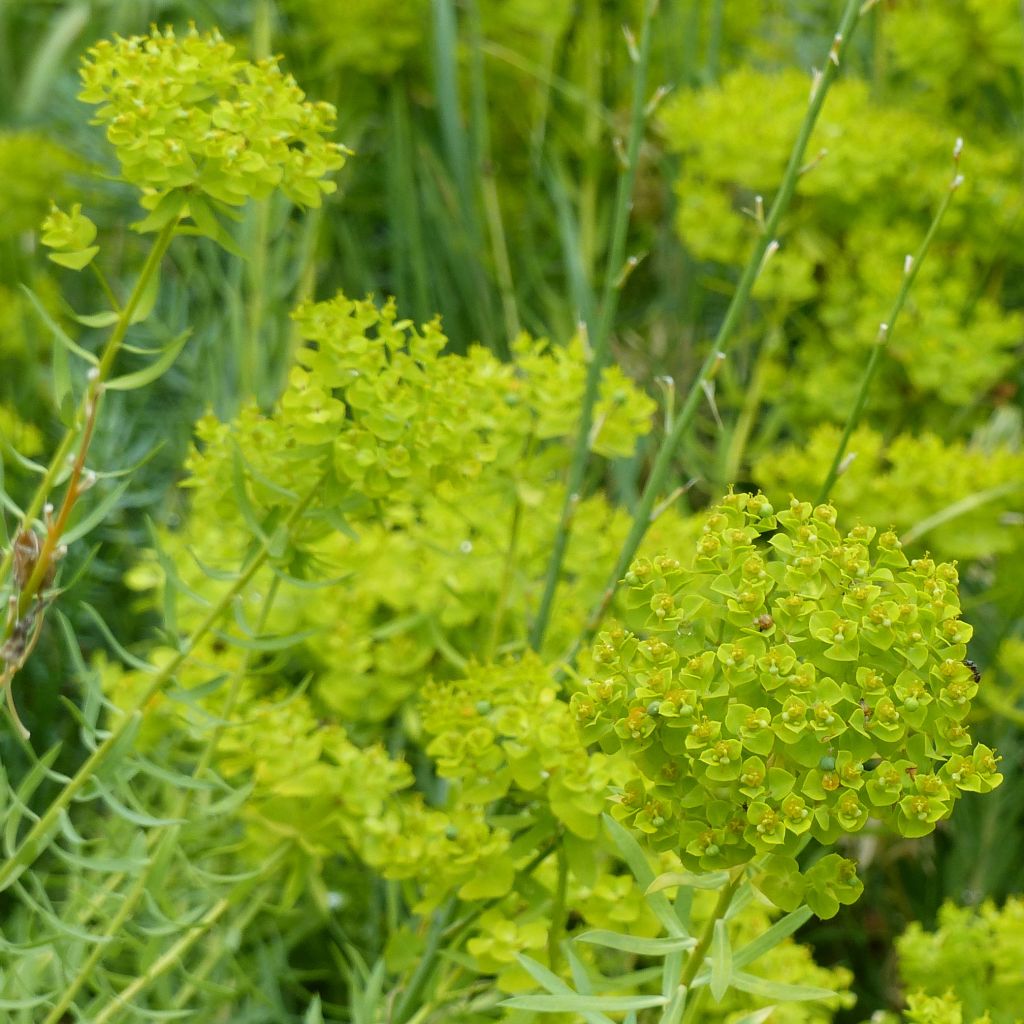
[0,2,1021,1023]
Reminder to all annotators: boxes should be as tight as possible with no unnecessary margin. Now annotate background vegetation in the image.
[0,1,1021,1022]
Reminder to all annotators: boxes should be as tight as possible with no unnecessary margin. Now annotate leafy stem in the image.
[677,867,745,1021]
[816,154,963,504]
[0,475,321,893]
[38,573,286,1024]
[3,214,179,579]
[1,216,180,736]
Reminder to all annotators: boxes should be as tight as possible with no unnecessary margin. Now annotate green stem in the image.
[89,897,232,1024]
[571,0,863,657]
[815,165,962,504]
[0,217,178,589]
[392,900,456,1024]
[466,0,520,342]
[529,0,658,651]
[678,869,744,1022]
[720,324,783,485]
[0,479,319,894]
[547,843,570,973]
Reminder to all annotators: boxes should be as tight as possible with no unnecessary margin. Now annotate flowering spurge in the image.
[78,24,347,230]
[572,492,1002,878]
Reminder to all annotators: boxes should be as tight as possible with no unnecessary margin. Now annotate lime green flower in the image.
[78,24,347,228]
[579,492,999,872]
[41,202,99,270]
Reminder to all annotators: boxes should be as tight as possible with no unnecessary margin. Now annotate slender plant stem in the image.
[169,897,267,1011]
[547,843,570,973]
[567,0,864,659]
[529,0,658,651]
[392,900,457,1024]
[815,160,963,504]
[0,479,320,893]
[0,217,179,594]
[466,0,520,342]
[89,897,232,1024]
[676,869,744,1024]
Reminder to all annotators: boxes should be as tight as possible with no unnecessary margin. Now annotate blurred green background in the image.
[1,1,1023,1018]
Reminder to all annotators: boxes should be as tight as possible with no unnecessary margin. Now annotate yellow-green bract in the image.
[575,492,1001,873]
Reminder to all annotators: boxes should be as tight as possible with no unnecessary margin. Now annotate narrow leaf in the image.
[709,920,731,1001]
[732,907,813,970]
[575,931,696,956]
[105,328,191,390]
[730,972,836,1002]
[604,816,687,938]
[648,870,730,893]
[73,310,121,328]
[513,955,616,1024]
[21,284,98,365]
[502,994,668,1012]
[61,477,132,544]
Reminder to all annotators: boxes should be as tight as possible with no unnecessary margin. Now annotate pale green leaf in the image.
[575,931,696,956]
[733,907,813,970]
[730,972,836,1002]
[104,328,191,390]
[710,919,732,1002]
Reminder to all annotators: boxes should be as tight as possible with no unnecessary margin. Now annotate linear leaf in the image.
[648,870,730,893]
[104,328,191,390]
[0,993,58,1010]
[61,478,132,544]
[502,994,668,1012]
[575,931,696,956]
[21,284,98,366]
[78,602,157,673]
[729,972,835,1002]
[603,816,687,938]
[710,919,731,1001]
[731,1009,777,1024]
[658,986,688,1024]
[513,955,616,1024]
[73,310,120,328]
[732,907,813,970]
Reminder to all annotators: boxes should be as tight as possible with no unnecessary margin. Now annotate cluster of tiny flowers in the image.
[572,493,1001,872]
[78,24,346,211]
[420,655,619,840]
[184,293,655,528]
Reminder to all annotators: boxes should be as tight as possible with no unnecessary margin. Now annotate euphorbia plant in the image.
[0,5,1011,1024]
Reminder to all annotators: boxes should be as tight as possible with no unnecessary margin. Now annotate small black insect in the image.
[963,658,982,684]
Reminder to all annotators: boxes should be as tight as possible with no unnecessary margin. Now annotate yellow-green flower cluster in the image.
[573,493,1001,872]
[170,293,661,721]
[420,655,620,840]
[109,653,515,913]
[78,24,346,217]
[659,69,1020,428]
[754,425,1024,563]
[41,203,100,270]
[185,294,654,526]
[893,897,1024,1024]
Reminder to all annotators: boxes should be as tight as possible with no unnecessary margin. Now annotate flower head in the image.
[581,493,1000,871]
